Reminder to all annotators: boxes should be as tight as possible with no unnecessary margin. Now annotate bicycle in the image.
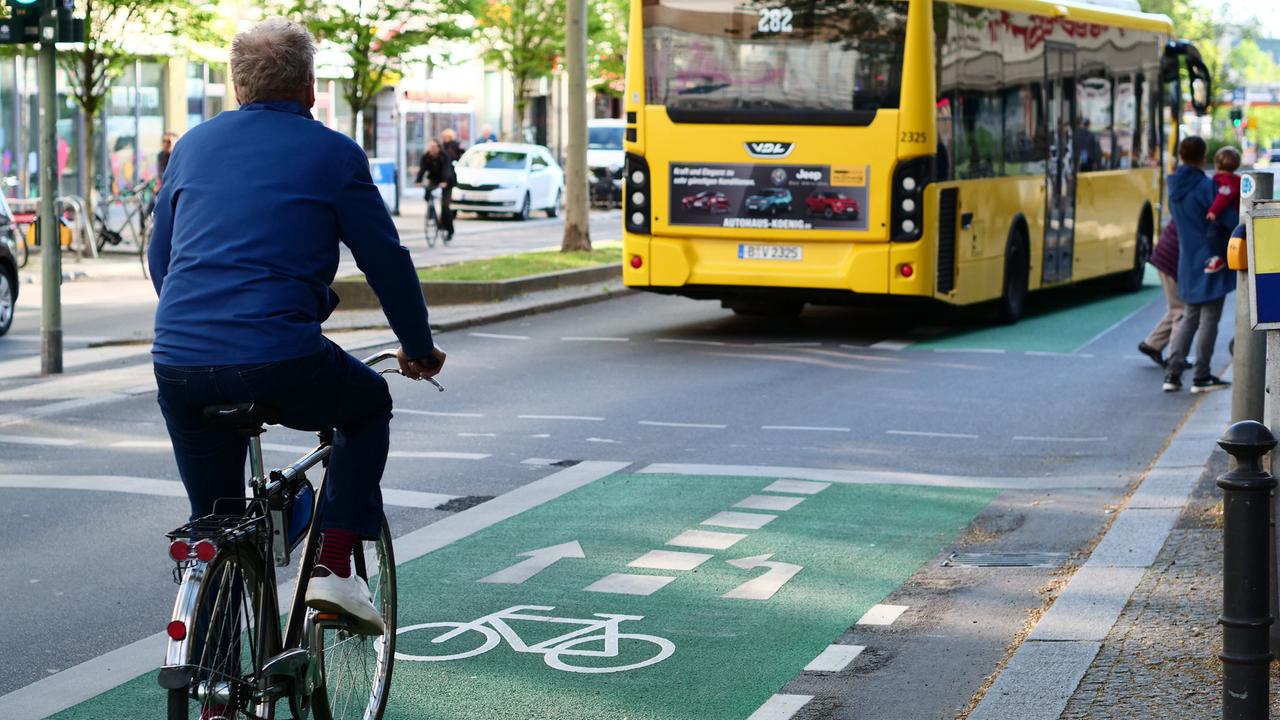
[421,184,452,249]
[391,604,675,674]
[94,179,155,276]
[160,350,443,720]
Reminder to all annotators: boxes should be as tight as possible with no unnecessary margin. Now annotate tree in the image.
[288,0,467,148]
[475,0,565,139]
[59,0,214,211]
[587,0,627,97]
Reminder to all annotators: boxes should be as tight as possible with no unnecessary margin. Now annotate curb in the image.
[967,388,1231,719]
[331,264,621,308]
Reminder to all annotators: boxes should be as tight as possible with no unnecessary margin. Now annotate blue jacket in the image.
[1167,164,1236,305]
[148,101,433,365]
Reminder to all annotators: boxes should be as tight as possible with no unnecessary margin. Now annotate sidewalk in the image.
[967,387,1279,718]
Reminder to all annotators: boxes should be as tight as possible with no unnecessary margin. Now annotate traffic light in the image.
[1231,107,1245,128]
[0,0,81,44]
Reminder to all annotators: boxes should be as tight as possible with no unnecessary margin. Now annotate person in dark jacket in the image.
[440,127,464,162]
[415,139,454,242]
[1162,136,1237,393]
[1138,221,1181,367]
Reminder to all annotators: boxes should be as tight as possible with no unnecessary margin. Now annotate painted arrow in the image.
[721,554,803,600]
[478,541,586,585]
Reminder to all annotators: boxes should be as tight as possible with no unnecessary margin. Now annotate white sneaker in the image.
[305,566,385,636]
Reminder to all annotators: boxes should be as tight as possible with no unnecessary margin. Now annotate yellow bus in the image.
[620,0,1211,321]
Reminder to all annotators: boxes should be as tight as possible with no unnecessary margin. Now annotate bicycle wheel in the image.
[311,517,396,720]
[139,216,151,279]
[425,205,438,249]
[167,545,276,720]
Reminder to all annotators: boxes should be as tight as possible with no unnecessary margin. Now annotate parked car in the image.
[0,230,17,336]
[588,118,625,208]
[681,191,732,214]
[806,191,860,220]
[452,143,565,221]
[744,188,793,215]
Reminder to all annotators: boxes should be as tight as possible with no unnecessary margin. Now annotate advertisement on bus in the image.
[669,162,870,231]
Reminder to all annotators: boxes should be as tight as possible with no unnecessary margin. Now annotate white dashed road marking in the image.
[666,529,748,550]
[628,550,713,571]
[804,644,866,672]
[518,414,606,422]
[701,510,778,530]
[932,348,1006,354]
[396,409,486,418]
[388,450,491,460]
[857,603,908,626]
[656,338,727,346]
[747,694,813,720]
[761,425,851,433]
[468,332,529,340]
[868,339,911,351]
[1013,435,1108,443]
[762,480,831,495]
[584,573,677,596]
[110,440,173,449]
[886,430,980,439]
[734,495,805,511]
[638,420,729,429]
[560,336,630,342]
[1,436,81,447]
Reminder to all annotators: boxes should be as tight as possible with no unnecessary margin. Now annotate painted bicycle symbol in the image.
[389,604,676,674]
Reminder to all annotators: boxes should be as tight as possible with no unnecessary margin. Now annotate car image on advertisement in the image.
[805,191,860,220]
[743,188,793,216]
[452,143,565,221]
[681,190,732,214]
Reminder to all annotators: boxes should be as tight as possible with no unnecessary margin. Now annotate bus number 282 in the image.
[757,7,794,33]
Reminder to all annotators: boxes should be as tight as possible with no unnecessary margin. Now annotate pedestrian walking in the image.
[415,139,454,243]
[1138,220,1181,368]
[1162,136,1237,393]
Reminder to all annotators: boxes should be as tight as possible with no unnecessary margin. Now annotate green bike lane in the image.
[51,463,996,720]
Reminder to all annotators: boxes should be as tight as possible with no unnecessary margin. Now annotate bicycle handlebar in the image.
[362,349,445,392]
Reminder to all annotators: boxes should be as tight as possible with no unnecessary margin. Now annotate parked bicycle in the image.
[161,350,442,720]
[94,179,155,276]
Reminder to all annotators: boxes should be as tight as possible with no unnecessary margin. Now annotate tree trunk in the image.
[81,107,96,245]
[560,0,590,252]
[513,77,527,138]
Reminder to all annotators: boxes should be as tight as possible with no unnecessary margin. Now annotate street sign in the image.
[1246,201,1280,329]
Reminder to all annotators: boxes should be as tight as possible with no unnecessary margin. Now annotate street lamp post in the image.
[38,6,60,374]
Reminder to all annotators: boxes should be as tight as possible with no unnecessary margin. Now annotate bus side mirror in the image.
[1188,58,1212,115]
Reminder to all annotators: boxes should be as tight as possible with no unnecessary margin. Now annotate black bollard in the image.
[1219,420,1278,720]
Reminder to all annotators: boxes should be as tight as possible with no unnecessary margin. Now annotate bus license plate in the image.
[739,244,803,261]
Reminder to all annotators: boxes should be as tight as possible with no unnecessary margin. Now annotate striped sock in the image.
[316,529,357,578]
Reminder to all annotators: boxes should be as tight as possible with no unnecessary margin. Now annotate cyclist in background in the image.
[147,18,445,635]
[416,138,455,243]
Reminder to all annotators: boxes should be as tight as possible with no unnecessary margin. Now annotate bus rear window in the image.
[643,0,908,124]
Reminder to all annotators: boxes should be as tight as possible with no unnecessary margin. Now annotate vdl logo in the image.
[745,141,794,159]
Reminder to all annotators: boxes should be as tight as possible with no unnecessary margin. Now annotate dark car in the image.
[0,231,17,336]
[681,191,731,213]
[806,191,860,220]
[743,188,793,215]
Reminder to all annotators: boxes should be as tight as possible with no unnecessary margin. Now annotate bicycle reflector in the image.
[168,541,190,562]
[166,620,187,641]
[194,540,217,563]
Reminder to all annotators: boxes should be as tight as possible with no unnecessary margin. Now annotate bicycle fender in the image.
[158,562,207,689]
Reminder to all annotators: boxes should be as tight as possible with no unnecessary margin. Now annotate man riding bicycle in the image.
[147,18,445,638]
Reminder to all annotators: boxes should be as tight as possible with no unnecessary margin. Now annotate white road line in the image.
[763,479,831,495]
[869,339,912,351]
[380,488,458,509]
[667,529,748,550]
[747,694,813,720]
[519,414,606,422]
[262,442,316,454]
[1073,299,1153,354]
[857,603,908,626]
[629,549,713,571]
[0,392,132,428]
[110,440,172,449]
[457,432,497,437]
[388,450,491,460]
[762,425,851,433]
[931,348,1006,354]
[702,510,778,530]
[804,644,866,672]
[1013,435,1108,443]
[468,332,529,340]
[396,409,486,418]
[561,336,630,342]
[1,436,80,447]
[656,338,727,346]
[638,420,728,429]
[0,460,628,720]
[886,430,980,440]
[586,437,622,444]
[583,573,678,596]
[735,495,805,511]
[1025,351,1094,358]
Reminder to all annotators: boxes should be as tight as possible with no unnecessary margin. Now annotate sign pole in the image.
[1234,172,1270,426]
[38,7,60,375]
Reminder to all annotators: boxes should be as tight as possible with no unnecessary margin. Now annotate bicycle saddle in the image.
[203,403,281,431]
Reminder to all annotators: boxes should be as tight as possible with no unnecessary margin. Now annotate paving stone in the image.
[968,641,1101,720]
[1029,566,1146,641]
[1087,508,1180,568]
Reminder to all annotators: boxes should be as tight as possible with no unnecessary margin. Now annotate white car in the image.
[452,143,564,221]
[588,118,625,207]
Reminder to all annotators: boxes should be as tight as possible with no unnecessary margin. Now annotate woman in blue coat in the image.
[1163,136,1236,393]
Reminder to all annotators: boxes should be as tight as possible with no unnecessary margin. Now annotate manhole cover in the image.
[942,552,1067,568]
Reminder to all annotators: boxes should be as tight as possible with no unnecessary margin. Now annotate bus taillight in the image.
[899,263,914,278]
[891,157,932,242]
[630,255,643,269]
[625,154,651,234]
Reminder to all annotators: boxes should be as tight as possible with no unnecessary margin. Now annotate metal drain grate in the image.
[942,552,1067,568]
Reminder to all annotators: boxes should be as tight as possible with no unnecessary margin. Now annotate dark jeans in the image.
[1167,297,1225,381]
[428,183,454,234]
[155,337,391,538]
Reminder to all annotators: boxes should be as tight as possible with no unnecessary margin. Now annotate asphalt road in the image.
[0,277,1230,718]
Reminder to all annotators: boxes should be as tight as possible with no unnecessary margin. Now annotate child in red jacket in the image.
[1204,146,1241,273]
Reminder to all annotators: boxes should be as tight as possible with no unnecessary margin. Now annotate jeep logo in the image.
[745,141,794,158]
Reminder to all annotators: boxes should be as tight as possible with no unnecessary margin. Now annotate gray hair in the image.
[230,18,315,105]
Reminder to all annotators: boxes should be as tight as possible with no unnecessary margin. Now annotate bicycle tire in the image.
[425,206,438,249]
[167,544,277,720]
[311,516,397,720]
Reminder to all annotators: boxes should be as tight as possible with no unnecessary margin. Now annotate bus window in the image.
[642,0,908,124]
[1076,71,1112,173]
[1114,74,1135,169]
[1003,83,1046,176]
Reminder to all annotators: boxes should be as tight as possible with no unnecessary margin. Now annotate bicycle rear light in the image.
[168,541,190,562]
[194,540,217,563]
[166,620,187,641]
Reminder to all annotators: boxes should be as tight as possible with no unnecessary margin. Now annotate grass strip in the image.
[414,244,620,282]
